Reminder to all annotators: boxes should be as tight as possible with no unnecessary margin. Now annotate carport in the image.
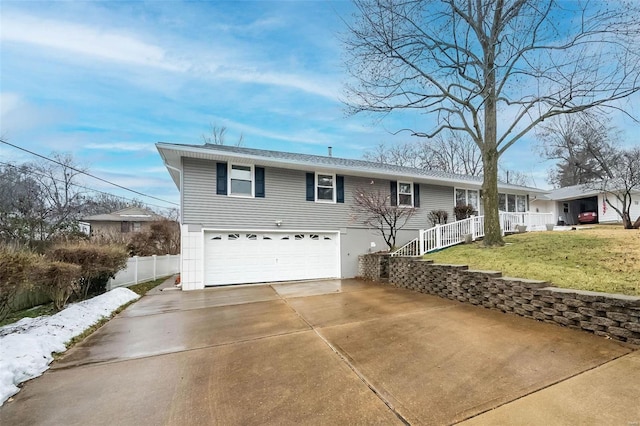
[559,195,598,225]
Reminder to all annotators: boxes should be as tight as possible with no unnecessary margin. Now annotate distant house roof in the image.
[545,183,640,201]
[83,206,164,222]
[156,143,546,193]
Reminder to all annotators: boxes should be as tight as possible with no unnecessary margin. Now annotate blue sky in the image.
[1,1,638,210]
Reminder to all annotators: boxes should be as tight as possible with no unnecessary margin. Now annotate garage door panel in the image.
[205,231,338,286]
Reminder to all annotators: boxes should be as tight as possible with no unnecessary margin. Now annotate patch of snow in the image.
[0,288,139,406]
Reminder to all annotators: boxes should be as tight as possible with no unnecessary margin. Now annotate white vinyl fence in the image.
[108,254,180,290]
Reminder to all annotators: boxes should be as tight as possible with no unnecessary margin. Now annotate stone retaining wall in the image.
[358,253,390,282]
[359,255,640,345]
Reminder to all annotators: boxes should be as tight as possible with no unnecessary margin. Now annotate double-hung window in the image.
[316,173,335,202]
[455,188,480,211]
[499,193,528,212]
[398,182,413,206]
[229,164,253,197]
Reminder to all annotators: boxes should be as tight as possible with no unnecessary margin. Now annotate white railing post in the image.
[470,215,476,241]
[134,256,139,284]
[152,255,157,280]
[419,230,425,255]
[435,224,442,250]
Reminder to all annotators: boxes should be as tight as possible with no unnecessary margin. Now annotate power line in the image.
[0,138,178,206]
[0,160,175,211]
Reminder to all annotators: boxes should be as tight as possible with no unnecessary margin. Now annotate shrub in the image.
[428,210,449,227]
[0,247,37,320]
[47,242,128,299]
[127,220,180,256]
[32,260,82,311]
[454,204,476,221]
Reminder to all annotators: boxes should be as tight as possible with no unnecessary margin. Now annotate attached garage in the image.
[204,230,340,286]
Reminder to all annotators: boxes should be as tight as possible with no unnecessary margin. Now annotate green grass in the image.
[0,303,57,328]
[127,276,170,295]
[424,226,640,296]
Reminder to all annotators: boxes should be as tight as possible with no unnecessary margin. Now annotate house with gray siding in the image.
[157,143,544,290]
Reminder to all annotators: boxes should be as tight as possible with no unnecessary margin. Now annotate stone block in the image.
[562,298,586,308]
[514,307,527,316]
[553,303,569,312]
[539,295,557,304]
[513,296,527,305]
[592,302,613,311]
[590,316,619,327]
[607,326,637,339]
[580,321,604,332]
[522,303,537,312]
[577,307,597,317]
[606,312,630,323]
[531,299,550,308]
[574,292,605,303]
[541,307,558,316]
[521,292,534,300]
[623,322,640,333]
[553,316,573,326]
[563,311,586,321]
[533,311,548,321]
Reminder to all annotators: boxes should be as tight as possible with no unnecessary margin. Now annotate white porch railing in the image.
[391,212,554,257]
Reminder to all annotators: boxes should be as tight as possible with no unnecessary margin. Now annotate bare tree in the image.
[537,113,618,187]
[499,169,531,187]
[351,186,416,250]
[29,153,86,237]
[364,132,482,174]
[202,124,244,146]
[345,0,640,246]
[587,147,640,229]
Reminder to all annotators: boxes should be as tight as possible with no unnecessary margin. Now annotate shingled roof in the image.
[83,206,164,222]
[157,142,545,193]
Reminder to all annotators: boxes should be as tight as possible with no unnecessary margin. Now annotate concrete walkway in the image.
[1,278,638,425]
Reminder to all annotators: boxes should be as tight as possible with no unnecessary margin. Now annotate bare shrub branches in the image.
[351,186,416,250]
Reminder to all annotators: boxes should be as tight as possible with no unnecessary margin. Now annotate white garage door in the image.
[204,231,340,286]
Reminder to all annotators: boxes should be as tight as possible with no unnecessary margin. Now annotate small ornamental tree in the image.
[588,147,640,229]
[454,204,475,221]
[47,242,128,299]
[428,210,449,227]
[351,186,416,250]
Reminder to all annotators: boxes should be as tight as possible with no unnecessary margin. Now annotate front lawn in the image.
[423,226,640,296]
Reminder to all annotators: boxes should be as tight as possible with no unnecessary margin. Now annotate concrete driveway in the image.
[1,278,639,425]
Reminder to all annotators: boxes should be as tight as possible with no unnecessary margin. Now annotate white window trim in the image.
[315,172,336,203]
[454,188,479,210]
[228,163,255,198]
[398,181,414,207]
[499,192,528,213]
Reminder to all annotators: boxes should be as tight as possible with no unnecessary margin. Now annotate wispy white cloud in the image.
[84,142,158,153]
[1,13,188,72]
[1,11,339,100]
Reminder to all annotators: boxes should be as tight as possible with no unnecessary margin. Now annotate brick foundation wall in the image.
[360,255,640,345]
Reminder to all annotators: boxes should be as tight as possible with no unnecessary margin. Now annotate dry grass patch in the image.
[424,225,640,296]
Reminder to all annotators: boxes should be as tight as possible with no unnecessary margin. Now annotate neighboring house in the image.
[83,207,165,238]
[157,143,545,291]
[530,184,640,226]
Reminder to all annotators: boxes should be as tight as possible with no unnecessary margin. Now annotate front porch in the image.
[393,212,554,256]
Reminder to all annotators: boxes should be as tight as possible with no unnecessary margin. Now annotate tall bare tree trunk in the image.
[482,24,503,247]
[483,150,503,245]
